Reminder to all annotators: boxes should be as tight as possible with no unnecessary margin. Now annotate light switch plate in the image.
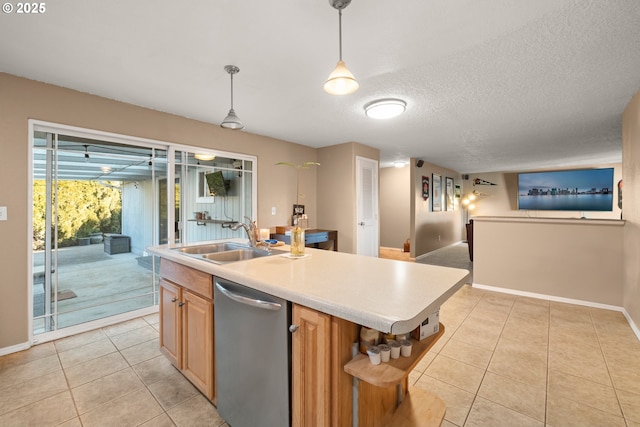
[0,206,7,221]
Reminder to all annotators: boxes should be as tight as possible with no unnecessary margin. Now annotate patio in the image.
[32,242,158,332]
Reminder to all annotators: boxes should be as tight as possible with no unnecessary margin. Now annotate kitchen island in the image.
[148,240,470,427]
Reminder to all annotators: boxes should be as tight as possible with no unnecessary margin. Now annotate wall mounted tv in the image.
[517,168,614,211]
[205,171,230,197]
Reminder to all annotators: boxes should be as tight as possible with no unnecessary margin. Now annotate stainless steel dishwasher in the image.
[214,278,291,427]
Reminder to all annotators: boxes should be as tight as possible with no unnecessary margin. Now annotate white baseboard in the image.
[0,341,31,357]
[622,309,640,341]
[472,282,640,342]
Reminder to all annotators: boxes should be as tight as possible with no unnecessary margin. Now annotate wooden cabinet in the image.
[291,304,359,427]
[159,279,180,367]
[292,304,331,427]
[291,302,446,427]
[159,259,215,401]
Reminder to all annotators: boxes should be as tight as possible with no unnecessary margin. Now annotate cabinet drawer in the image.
[160,258,213,299]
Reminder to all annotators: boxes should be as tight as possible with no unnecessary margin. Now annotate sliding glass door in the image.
[31,122,257,340]
[32,127,167,336]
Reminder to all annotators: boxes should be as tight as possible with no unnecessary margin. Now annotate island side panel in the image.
[331,316,360,427]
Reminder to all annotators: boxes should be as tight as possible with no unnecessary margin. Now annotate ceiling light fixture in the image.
[394,161,406,168]
[323,0,358,95]
[221,65,244,130]
[194,153,216,161]
[364,99,407,119]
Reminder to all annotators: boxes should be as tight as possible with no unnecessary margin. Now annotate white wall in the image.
[474,217,624,307]
[410,159,463,257]
[380,166,410,248]
[622,90,640,330]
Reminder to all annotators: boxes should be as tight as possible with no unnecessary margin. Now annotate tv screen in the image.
[517,168,614,211]
[205,171,228,197]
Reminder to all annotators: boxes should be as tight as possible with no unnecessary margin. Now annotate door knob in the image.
[289,324,299,333]
[178,302,185,307]
[171,298,177,303]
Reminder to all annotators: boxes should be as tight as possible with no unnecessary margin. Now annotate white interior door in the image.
[356,156,379,257]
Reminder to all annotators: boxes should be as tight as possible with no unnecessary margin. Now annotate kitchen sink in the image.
[172,242,284,264]
[174,242,246,254]
[202,248,272,264]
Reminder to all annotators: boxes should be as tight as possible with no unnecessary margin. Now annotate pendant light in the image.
[221,65,244,130]
[323,0,359,95]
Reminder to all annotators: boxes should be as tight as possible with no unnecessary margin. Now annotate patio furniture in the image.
[104,234,130,255]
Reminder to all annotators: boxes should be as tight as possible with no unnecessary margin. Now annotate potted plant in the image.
[276,161,320,256]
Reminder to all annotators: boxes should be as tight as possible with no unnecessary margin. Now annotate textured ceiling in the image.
[1,0,639,172]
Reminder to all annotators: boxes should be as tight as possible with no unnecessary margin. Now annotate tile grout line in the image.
[461,291,515,427]
[544,298,551,427]
[113,316,178,427]
[589,309,629,426]
[54,339,83,426]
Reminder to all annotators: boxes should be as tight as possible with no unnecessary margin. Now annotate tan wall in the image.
[474,217,624,306]
[466,166,622,220]
[380,166,410,248]
[316,142,379,254]
[622,90,640,328]
[410,159,463,257]
[0,73,318,348]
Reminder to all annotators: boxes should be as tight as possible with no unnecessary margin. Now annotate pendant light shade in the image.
[221,65,244,130]
[324,60,359,95]
[324,0,358,95]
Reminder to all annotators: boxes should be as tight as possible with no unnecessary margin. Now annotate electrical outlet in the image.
[0,206,6,221]
[271,207,276,215]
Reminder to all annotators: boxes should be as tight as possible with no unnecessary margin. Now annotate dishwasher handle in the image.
[215,282,282,311]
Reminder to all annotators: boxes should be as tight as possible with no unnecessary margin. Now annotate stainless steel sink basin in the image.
[202,248,272,264]
[174,242,245,255]
[173,242,284,264]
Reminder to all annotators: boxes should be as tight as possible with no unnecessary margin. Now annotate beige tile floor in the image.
[2,285,640,427]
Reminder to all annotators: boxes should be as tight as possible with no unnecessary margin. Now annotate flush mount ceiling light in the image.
[194,153,216,161]
[221,65,244,130]
[394,161,406,168]
[323,0,359,95]
[364,99,407,119]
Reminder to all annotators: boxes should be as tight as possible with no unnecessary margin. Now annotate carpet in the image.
[416,242,473,283]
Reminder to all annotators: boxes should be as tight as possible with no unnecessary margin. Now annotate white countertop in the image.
[147,241,470,334]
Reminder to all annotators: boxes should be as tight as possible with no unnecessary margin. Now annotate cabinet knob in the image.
[289,324,299,333]
[171,298,177,303]
[178,302,185,307]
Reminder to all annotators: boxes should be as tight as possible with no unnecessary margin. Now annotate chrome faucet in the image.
[229,217,259,248]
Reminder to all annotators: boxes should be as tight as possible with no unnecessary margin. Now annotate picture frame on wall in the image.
[446,177,455,211]
[455,184,461,198]
[432,173,442,211]
[422,176,429,200]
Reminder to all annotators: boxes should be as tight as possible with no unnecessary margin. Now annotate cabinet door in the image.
[159,279,181,368]
[182,289,215,401]
[292,304,331,427]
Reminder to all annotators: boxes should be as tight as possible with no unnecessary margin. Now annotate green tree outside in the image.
[33,180,123,250]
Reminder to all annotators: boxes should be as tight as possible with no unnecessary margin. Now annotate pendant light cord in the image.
[229,73,234,110]
[338,9,343,61]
